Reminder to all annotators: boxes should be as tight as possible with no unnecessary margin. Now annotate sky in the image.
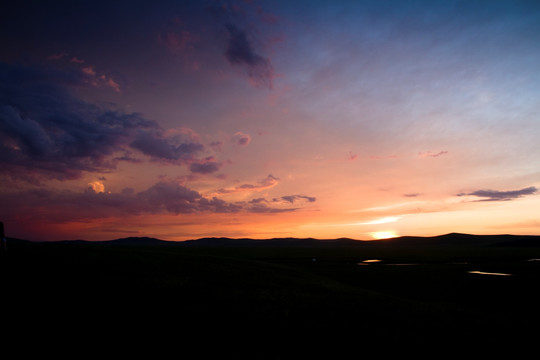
[1,0,540,241]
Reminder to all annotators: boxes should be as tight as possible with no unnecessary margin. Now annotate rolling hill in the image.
[40,232,540,247]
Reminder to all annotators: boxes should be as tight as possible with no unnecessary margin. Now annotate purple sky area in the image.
[1,0,540,241]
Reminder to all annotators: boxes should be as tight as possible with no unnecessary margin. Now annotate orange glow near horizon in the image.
[370,231,398,240]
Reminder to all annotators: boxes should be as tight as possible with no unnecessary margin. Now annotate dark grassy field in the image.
[3,236,540,357]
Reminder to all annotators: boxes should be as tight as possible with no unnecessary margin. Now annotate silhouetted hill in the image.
[50,236,364,247]
[378,233,540,247]
[42,236,172,246]
[9,233,540,247]
[103,236,172,245]
[166,233,540,247]
[181,236,363,247]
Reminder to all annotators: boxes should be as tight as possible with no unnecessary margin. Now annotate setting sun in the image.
[370,231,398,240]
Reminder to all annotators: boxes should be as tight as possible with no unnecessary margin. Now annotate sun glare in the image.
[361,216,401,225]
[370,231,398,240]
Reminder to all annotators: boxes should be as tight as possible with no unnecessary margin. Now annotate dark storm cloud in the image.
[138,180,303,214]
[458,186,537,201]
[225,23,265,66]
[0,181,231,223]
[0,179,313,224]
[130,131,204,162]
[138,180,211,214]
[224,23,274,88]
[189,157,223,174]
[0,63,206,181]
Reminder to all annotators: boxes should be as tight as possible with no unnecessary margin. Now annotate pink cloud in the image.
[210,140,224,151]
[81,66,120,92]
[82,66,96,76]
[70,57,85,64]
[233,132,252,146]
[47,53,119,92]
[159,30,198,52]
[216,174,279,195]
[106,77,121,93]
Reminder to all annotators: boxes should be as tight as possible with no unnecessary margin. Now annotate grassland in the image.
[3,236,540,358]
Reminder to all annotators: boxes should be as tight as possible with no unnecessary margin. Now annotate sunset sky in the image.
[1,0,540,241]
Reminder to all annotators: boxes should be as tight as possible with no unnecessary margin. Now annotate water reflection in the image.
[357,260,418,266]
[468,271,512,276]
[357,259,382,265]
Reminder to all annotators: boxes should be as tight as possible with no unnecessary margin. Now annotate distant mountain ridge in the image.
[383,233,540,247]
[101,236,170,245]
[29,233,540,247]
[180,236,362,247]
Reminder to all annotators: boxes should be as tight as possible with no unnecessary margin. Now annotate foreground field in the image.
[3,237,540,357]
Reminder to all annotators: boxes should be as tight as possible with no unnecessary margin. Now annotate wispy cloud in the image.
[80,65,121,92]
[48,53,120,92]
[216,174,279,195]
[457,186,537,201]
[204,0,277,89]
[246,194,316,213]
[419,151,448,158]
[224,23,274,89]
[280,195,316,203]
